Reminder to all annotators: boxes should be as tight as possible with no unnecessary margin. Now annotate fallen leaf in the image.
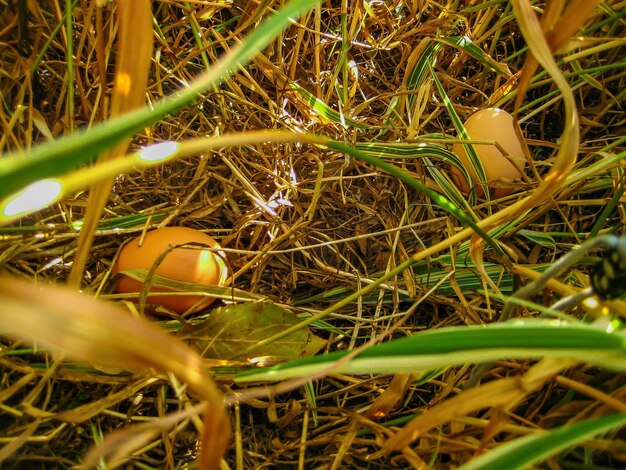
[183,303,327,361]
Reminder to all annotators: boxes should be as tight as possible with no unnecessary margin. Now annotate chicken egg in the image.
[112,227,228,314]
[450,108,527,198]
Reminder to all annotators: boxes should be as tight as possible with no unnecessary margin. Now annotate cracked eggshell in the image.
[450,108,527,198]
[112,227,228,314]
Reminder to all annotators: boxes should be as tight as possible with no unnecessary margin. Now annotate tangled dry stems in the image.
[1,0,625,468]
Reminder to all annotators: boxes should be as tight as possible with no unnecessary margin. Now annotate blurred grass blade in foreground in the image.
[0,0,319,212]
[0,275,230,468]
[68,0,154,287]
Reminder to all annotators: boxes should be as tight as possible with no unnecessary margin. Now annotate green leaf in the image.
[458,413,626,470]
[235,321,626,382]
[423,156,477,218]
[182,303,327,361]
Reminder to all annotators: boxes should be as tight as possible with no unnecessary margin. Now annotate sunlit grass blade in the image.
[402,39,442,113]
[501,0,579,217]
[441,0,583,266]
[0,0,318,203]
[0,274,230,467]
[326,140,502,255]
[496,57,626,110]
[0,208,168,234]
[234,321,626,382]
[0,130,304,224]
[518,229,556,250]
[438,36,510,77]
[352,141,477,214]
[431,68,487,204]
[253,53,367,130]
[367,373,416,418]
[514,0,602,111]
[294,260,515,306]
[81,403,211,468]
[287,81,367,130]
[69,0,153,287]
[353,140,469,176]
[565,147,626,188]
[2,0,624,466]
[82,211,168,232]
[384,357,577,451]
[423,157,477,218]
[0,275,225,397]
[458,413,626,470]
[106,269,264,304]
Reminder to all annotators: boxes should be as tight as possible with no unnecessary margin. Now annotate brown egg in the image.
[450,108,527,198]
[112,227,228,314]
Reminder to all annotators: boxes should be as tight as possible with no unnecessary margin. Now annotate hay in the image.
[1,0,625,468]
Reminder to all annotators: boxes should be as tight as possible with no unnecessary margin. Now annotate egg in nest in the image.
[450,108,527,198]
[112,227,228,314]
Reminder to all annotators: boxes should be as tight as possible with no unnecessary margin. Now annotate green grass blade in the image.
[303,381,319,427]
[352,141,476,213]
[64,0,75,131]
[0,211,168,234]
[423,156,478,219]
[589,168,624,237]
[384,37,495,131]
[0,0,318,201]
[458,413,626,470]
[106,270,264,303]
[326,140,503,255]
[235,321,626,382]
[518,229,557,250]
[287,82,367,130]
[438,36,510,77]
[294,260,514,306]
[405,41,441,111]
[30,0,79,74]
[431,68,488,203]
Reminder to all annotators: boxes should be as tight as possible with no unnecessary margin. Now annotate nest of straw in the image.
[1,0,625,468]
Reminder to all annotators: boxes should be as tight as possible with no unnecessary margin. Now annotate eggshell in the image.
[112,227,228,314]
[450,108,526,198]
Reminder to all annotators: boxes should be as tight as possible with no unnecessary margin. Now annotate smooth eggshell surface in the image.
[112,227,228,314]
[450,108,526,198]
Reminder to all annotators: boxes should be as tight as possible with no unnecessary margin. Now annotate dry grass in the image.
[1,0,625,468]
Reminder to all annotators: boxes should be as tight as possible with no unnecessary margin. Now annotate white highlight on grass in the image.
[3,179,63,217]
[138,141,179,162]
